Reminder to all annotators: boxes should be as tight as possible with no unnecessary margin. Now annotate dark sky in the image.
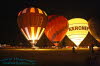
[0,0,100,41]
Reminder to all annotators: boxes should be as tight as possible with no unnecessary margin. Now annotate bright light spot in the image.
[38,8,43,14]
[36,27,41,39]
[30,8,35,13]
[93,46,99,49]
[31,27,35,40]
[44,11,47,16]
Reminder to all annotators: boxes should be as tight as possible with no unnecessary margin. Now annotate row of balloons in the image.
[17,7,100,48]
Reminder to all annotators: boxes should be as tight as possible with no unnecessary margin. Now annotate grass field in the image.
[0,48,100,66]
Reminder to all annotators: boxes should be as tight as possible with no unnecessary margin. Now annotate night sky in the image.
[1,0,100,42]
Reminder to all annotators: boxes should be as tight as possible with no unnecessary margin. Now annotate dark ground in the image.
[0,49,100,66]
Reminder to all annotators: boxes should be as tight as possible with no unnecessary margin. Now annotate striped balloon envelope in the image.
[17,7,48,47]
[45,15,69,46]
[66,18,89,47]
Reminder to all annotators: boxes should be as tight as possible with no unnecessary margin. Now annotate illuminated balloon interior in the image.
[66,18,89,46]
[21,27,45,44]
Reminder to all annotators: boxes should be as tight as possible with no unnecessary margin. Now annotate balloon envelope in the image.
[66,18,89,46]
[17,7,47,46]
[88,17,100,43]
[45,15,68,46]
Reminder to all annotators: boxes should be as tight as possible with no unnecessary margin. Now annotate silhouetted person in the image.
[72,46,76,53]
[89,44,94,54]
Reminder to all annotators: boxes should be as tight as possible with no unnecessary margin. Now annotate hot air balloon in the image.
[88,17,100,43]
[66,18,89,47]
[45,15,69,47]
[17,7,47,48]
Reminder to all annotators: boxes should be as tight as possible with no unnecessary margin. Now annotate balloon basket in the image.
[32,45,39,49]
[55,47,59,49]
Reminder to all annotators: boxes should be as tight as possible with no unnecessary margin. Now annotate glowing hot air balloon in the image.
[17,7,47,48]
[45,15,68,47]
[88,17,100,43]
[66,18,89,47]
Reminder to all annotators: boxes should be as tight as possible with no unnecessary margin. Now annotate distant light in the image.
[93,46,99,50]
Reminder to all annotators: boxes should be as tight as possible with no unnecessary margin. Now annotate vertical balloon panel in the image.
[66,18,89,46]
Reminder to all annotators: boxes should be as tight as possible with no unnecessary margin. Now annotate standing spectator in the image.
[72,46,76,53]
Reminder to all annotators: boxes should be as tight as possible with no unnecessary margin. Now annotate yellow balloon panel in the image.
[66,18,89,46]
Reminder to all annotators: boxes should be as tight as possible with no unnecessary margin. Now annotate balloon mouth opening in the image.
[54,43,59,46]
[29,40,38,45]
[29,40,39,48]
[52,41,60,46]
[74,43,80,47]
